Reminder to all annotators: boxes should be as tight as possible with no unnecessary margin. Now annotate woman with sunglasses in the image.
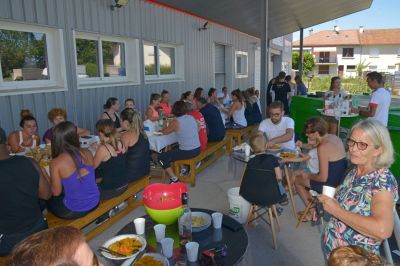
[295,117,347,222]
[319,120,398,257]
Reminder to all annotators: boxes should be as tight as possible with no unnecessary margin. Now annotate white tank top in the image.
[232,103,247,127]
[19,131,37,149]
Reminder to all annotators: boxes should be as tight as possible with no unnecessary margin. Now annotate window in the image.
[0,21,66,95]
[347,65,356,71]
[235,51,248,78]
[369,48,379,58]
[388,65,396,70]
[144,42,183,81]
[369,65,378,71]
[74,32,139,88]
[342,48,354,58]
[318,65,329,75]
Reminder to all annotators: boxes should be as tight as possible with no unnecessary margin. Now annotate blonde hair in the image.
[350,119,394,169]
[250,134,266,154]
[120,108,146,139]
[96,119,119,150]
[328,245,387,266]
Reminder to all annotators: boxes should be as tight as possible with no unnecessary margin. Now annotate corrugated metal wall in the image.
[0,0,258,135]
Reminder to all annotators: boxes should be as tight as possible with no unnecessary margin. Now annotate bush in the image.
[306,76,371,95]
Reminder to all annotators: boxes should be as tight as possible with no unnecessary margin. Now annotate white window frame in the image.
[74,31,140,89]
[342,47,354,58]
[143,41,184,83]
[0,21,67,96]
[346,65,356,72]
[235,51,248,78]
[369,47,380,58]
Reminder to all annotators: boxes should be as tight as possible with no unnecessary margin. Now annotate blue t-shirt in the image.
[199,103,225,142]
[297,83,308,95]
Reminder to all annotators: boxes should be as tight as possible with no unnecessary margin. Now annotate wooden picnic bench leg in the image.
[189,160,196,187]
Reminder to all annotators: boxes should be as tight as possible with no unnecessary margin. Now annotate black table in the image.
[116,208,248,265]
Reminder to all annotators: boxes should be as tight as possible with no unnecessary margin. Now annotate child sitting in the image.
[240,135,287,201]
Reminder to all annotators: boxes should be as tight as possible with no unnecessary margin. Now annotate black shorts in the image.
[158,147,200,169]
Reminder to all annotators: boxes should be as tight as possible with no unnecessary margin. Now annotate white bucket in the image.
[227,187,251,224]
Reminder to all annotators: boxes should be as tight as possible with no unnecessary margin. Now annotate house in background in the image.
[293,27,400,77]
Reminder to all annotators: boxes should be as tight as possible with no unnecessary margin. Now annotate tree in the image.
[356,59,370,78]
[292,51,315,75]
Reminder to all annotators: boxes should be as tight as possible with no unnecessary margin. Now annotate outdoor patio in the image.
[89,154,325,266]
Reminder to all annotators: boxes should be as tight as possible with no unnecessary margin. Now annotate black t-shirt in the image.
[199,103,225,142]
[272,81,291,112]
[0,156,43,234]
[126,134,151,182]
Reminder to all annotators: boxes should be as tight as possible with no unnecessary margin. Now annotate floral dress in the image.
[323,167,398,256]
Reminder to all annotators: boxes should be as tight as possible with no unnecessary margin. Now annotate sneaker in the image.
[180,166,189,176]
[278,194,289,206]
[169,176,179,184]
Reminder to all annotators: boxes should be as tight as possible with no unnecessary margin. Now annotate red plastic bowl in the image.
[143,182,189,210]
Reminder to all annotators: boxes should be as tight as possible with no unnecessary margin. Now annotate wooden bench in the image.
[174,138,230,186]
[45,175,150,241]
[226,124,259,152]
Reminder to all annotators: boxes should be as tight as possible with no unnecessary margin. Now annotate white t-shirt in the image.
[306,148,319,174]
[369,87,391,126]
[258,117,295,149]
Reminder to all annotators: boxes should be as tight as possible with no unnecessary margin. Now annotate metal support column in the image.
[299,27,304,77]
[260,0,269,117]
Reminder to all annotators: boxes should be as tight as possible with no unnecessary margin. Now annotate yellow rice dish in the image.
[108,237,142,256]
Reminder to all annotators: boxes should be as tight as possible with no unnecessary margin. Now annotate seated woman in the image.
[0,129,51,256]
[295,117,347,221]
[159,90,173,117]
[8,110,40,153]
[124,98,136,110]
[101,97,122,131]
[120,108,151,183]
[242,90,255,126]
[145,93,161,122]
[94,119,127,200]
[187,102,208,152]
[43,108,90,144]
[207,88,219,106]
[47,121,100,219]
[319,120,398,257]
[181,91,194,103]
[247,87,262,123]
[8,226,101,266]
[192,87,204,108]
[221,89,247,128]
[158,101,200,183]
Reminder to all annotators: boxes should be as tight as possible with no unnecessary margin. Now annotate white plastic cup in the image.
[161,237,174,258]
[185,241,199,262]
[213,228,223,242]
[133,218,145,235]
[211,212,223,229]
[154,224,166,242]
[245,145,251,157]
[322,185,336,198]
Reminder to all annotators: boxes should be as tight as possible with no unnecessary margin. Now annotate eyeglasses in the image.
[269,112,282,117]
[347,138,369,151]
[93,253,99,266]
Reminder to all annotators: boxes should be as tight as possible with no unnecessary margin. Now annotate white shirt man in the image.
[368,87,391,126]
[258,102,295,150]
[357,72,391,127]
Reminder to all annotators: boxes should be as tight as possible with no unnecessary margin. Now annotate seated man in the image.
[258,101,295,150]
[196,97,226,142]
[0,128,51,256]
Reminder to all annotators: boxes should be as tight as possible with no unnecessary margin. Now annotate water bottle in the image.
[178,193,192,246]
[352,95,359,109]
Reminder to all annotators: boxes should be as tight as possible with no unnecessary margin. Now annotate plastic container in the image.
[227,187,251,224]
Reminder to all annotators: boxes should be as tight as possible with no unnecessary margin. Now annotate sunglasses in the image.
[347,138,371,151]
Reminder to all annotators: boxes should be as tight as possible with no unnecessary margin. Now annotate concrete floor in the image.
[89,154,325,266]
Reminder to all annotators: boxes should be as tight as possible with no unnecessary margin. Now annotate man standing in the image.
[196,97,226,142]
[272,71,292,114]
[258,101,295,150]
[354,71,391,127]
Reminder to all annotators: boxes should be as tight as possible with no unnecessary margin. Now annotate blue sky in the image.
[292,0,400,41]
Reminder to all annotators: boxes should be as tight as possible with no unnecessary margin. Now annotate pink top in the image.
[145,105,159,120]
[159,102,172,116]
